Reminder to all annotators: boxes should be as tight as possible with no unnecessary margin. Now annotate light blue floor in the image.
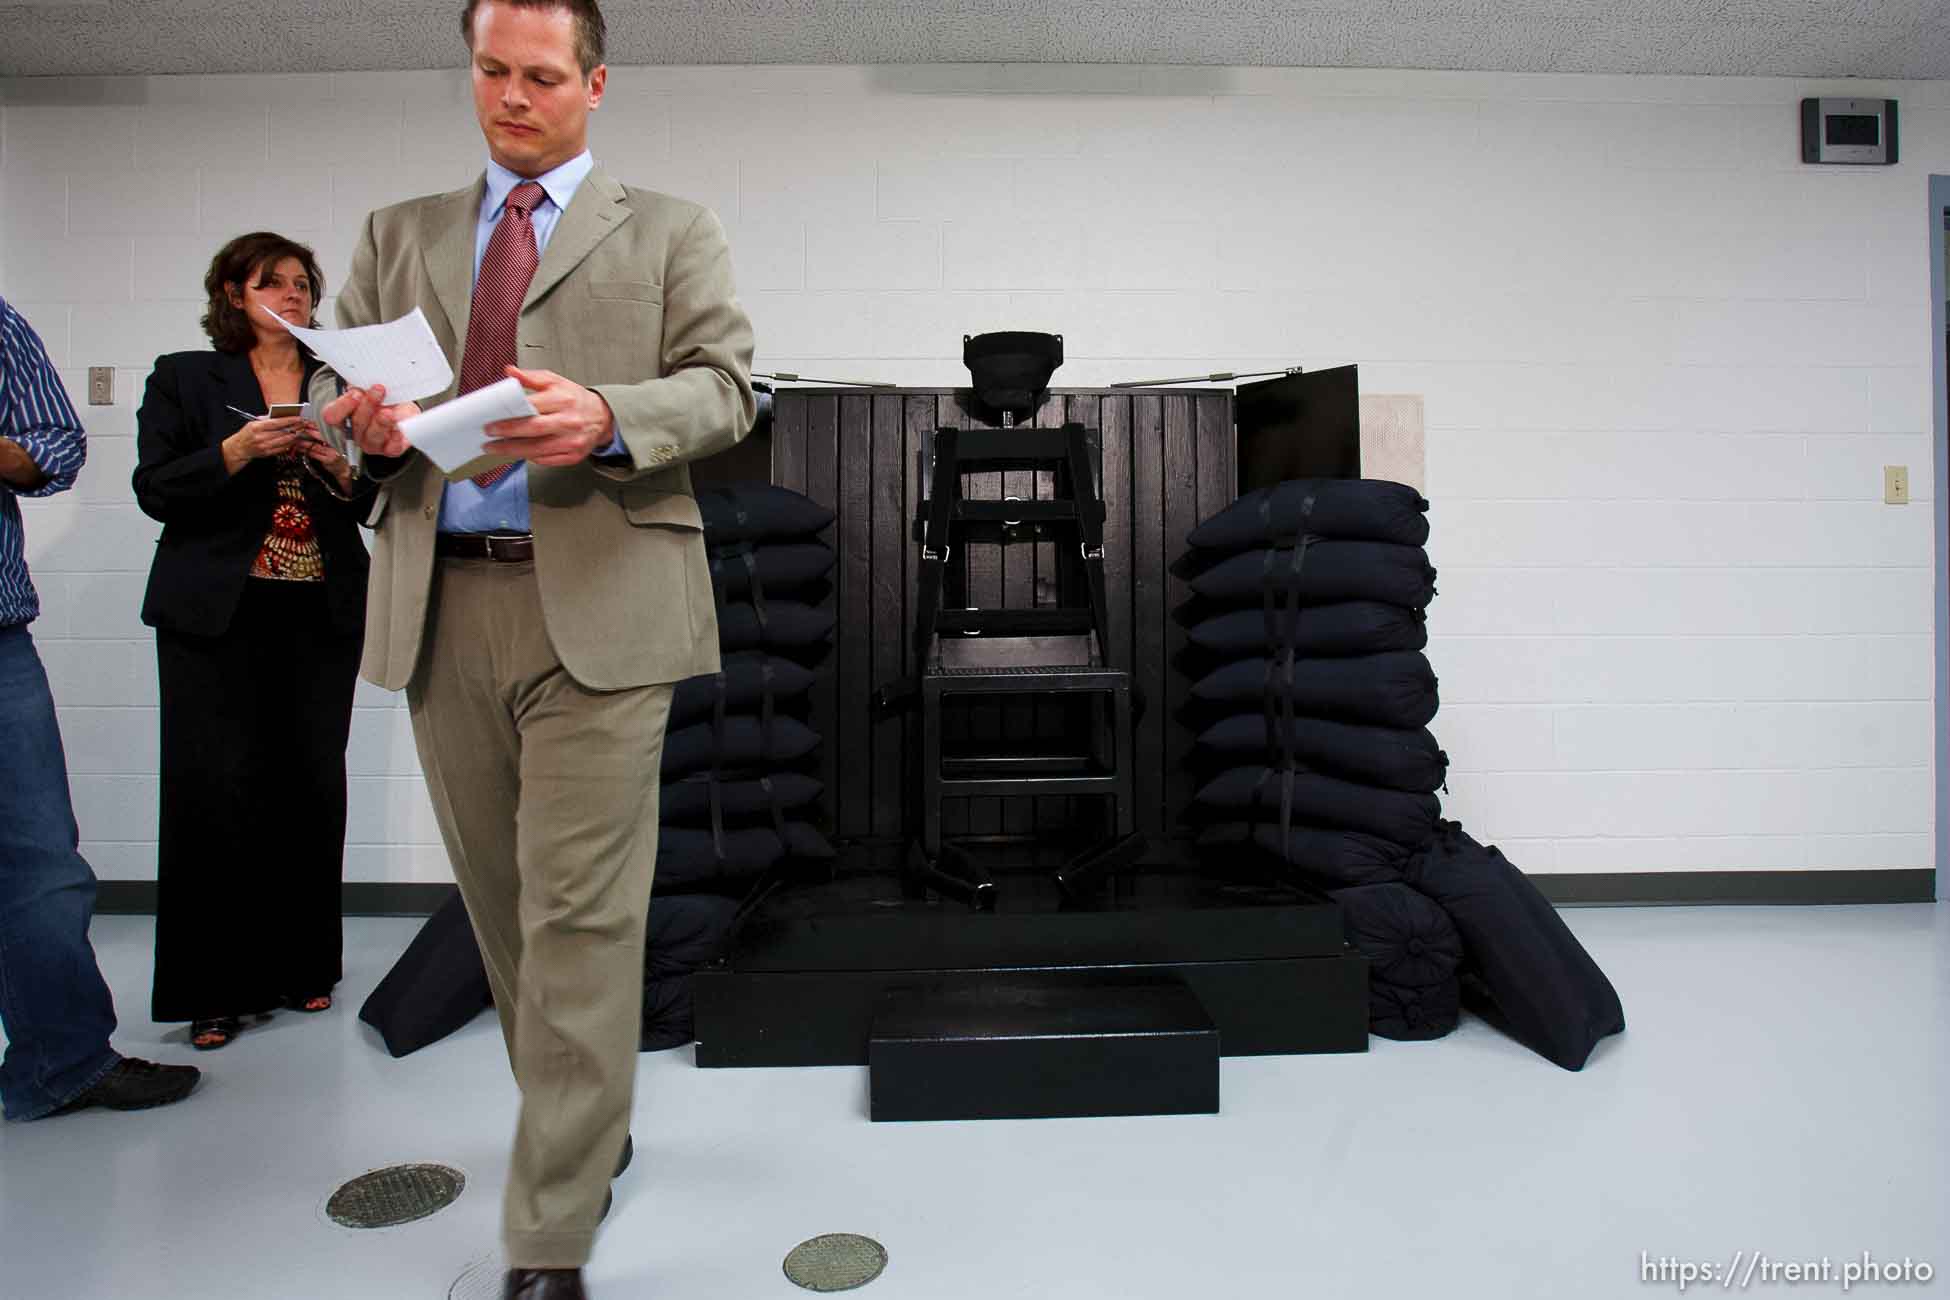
[2,903,1945,1299]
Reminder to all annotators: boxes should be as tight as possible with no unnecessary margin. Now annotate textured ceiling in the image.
[1,0,1948,79]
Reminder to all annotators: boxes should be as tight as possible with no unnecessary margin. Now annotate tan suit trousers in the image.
[407,556,671,1269]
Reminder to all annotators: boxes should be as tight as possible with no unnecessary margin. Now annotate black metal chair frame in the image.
[905,423,1142,908]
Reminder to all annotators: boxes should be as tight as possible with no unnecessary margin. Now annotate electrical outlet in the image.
[86,367,114,406]
[1883,465,1909,505]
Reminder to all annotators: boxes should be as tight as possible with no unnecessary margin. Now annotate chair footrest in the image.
[935,608,1097,637]
[942,754,1097,776]
[926,669,1129,699]
[934,773,1127,798]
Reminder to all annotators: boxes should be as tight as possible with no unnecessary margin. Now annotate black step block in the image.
[869,973,1218,1122]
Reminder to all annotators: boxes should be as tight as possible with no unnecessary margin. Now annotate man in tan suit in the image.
[314,2,753,1295]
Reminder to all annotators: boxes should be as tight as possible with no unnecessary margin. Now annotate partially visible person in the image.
[133,232,374,1051]
[0,295,201,1120]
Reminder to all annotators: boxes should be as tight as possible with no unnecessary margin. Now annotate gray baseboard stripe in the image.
[93,871,1933,917]
[96,882,458,917]
[1534,869,1934,906]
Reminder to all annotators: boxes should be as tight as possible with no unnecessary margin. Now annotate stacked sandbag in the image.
[640,893,741,1050]
[1326,883,1464,1041]
[358,889,492,1058]
[359,889,750,1058]
[1180,479,1453,1041]
[1185,480,1443,877]
[658,483,838,898]
[1405,820,1625,1070]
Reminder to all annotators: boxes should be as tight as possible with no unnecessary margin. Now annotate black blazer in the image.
[134,349,373,638]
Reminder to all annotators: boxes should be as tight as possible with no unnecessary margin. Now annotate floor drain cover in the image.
[448,1254,503,1300]
[783,1233,888,1292]
[326,1163,466,1229]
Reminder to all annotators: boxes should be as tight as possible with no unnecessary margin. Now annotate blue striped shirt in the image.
[0,296,87,628]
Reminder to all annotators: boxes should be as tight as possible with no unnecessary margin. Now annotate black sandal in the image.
[284,993,333,1014]
[190,1017,242,1051]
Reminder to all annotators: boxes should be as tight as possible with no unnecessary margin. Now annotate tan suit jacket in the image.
[310,167,756,692]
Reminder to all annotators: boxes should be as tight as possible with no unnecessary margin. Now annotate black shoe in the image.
[613,1133,632,1179]
[48,1057,200,1116]
[504,1268,586,1299]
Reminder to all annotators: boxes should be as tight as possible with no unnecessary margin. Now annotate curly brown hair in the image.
[200,232,324,354]
[461,0,606,76]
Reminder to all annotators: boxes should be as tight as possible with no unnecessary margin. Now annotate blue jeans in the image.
[0,623,119,1120]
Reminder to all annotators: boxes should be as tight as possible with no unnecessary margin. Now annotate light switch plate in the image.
[1883,465,1909,505]
[86,366,114,405]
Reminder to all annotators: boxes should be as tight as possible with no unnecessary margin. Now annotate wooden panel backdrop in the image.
[695,387,1235,863]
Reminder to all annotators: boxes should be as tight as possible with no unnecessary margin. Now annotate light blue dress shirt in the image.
[438,150,623,535]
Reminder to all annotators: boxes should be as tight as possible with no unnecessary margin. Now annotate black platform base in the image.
[693,870,1370,1068]
[869,971,1219,1122]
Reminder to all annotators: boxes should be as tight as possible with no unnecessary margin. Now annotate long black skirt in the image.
[151,579,361,1022]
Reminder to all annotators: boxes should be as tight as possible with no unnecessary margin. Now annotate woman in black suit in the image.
[134,232,373,1050]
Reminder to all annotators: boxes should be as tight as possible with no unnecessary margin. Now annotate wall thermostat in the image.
[1801,97,1897,165]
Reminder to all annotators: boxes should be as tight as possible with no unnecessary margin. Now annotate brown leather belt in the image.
[435,532,535,562]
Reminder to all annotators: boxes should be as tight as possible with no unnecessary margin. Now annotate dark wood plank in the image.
[934,394,989,839]
[805,394,840,839]
[1052,391,1104,838]
[773,390,807,495]
[1194,393,1232,533]
[1098,395,1133,683]
[869,394,908,843]
[836,394,874,840]
[1128,394,1165,838]
[988,392,1062,838]
[1161,394,1198,832]
[899,395,933,843]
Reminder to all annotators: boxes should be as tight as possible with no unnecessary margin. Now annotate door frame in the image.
[1928,176,1949,900]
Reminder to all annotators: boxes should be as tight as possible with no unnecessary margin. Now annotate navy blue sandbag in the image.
[1195,715,1448,793]
[1331,882,1464,988]
[640,894,740,1051]
[706,541,836,598]
[697,482,834,543]
[715,599,836,652]
[1331,881,1465,1042]
[1196,822,1410,887]
[1185,602,1428,658]
[1195,765,1441,847]
[660,771,824,825]
[661,715,821,779]
[357,889,491,1058]
[1404,821,1625,1071]
[1188,479,1430,550]
[1189,541,1437,611]
[1368,975,1461,1042]
[669,653,817,730]
[657,822,836,895]
[1192,651,1438,729]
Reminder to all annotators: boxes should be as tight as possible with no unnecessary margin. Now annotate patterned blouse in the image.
[249,452,325,581]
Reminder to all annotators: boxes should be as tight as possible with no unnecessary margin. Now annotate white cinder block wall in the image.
[0,64,1940,886]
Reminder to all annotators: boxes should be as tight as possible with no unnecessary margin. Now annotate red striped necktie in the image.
[458,180,546,490]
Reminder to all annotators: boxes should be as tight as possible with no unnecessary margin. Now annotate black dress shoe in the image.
[613,1133,632,1179]
[504,1268,586,1299]
[48,1057,200,1116]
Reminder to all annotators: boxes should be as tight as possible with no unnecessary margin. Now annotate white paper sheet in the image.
[396,377,538,477]
[261,304,454,405]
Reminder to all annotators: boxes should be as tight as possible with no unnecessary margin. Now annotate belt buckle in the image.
[489,534,532,561]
